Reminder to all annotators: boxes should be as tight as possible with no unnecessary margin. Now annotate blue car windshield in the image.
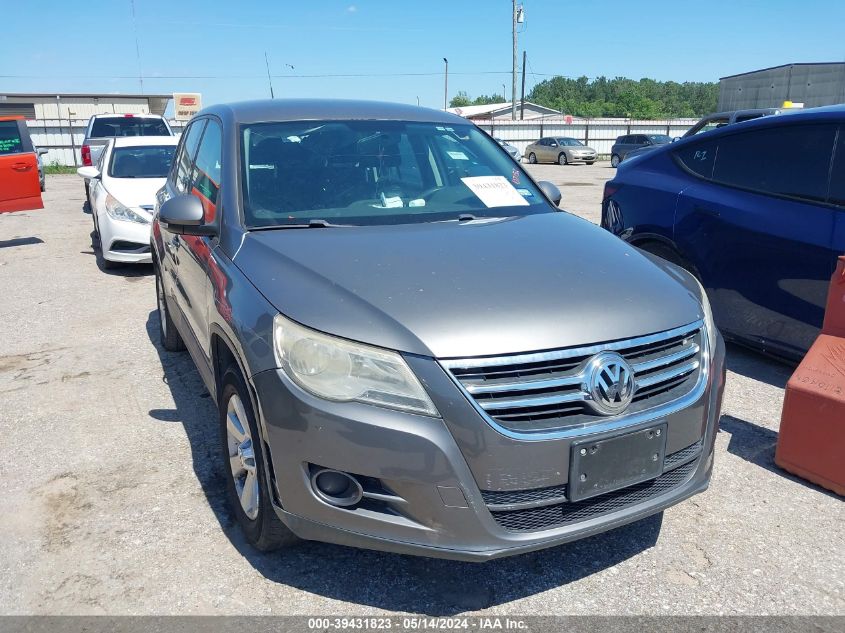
[240,121,549,228]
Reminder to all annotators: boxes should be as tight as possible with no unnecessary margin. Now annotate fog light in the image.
[311,469,363,507]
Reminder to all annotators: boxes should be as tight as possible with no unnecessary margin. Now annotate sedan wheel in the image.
[226,394,260,520]
[611,154,621,168]
[558,153,568,166]
[528,153,537,164]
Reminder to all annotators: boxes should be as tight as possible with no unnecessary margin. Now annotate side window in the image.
[827,129,845,207]
[190,120,223,222]
[0,120,24,155]
[174,120,206,194]
[635,136,648,145]
[712,124,836,203]
[675,138,718,179]
[538,138,548,146]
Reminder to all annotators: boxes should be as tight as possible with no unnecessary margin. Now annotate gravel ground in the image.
[0,171,842,616]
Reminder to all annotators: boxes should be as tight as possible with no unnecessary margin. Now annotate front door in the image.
[673,123,839,357]
[0,118,43,213]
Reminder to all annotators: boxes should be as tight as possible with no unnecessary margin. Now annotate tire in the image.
[219,366,297,551]
[558,153,568,166]
[610,154,621,168]
[155,267,186,351]
[101,256,119,270]
[92,212,100,247]
[586,161,595,165]
[84,181,90,200]
[40,179,45,192]
[528,153,537,164]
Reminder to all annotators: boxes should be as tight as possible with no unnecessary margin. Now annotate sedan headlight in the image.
[105,194,148,224]
[273,313,439,417]
[693,277,717,350]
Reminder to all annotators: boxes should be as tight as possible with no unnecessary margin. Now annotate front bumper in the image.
[571,153,597,162]
[253,332,726,561]
[99,213,152,263]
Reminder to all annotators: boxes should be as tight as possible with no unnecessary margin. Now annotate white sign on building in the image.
[174,93,202,121]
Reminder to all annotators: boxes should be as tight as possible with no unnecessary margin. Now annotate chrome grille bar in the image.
[442,320,706,433]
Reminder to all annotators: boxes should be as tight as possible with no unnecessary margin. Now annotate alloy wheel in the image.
[226,393,260,520]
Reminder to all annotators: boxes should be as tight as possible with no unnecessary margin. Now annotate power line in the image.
[1,70,573,80]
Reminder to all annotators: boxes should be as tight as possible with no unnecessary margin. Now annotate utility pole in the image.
[520,50,527,120]
[264,52,275,99]
[443,58,449,110]
[511,0,518,120]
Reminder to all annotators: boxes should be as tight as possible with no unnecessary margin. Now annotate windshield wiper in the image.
[249,219,348,231]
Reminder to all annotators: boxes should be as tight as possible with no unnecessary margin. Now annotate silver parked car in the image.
[525,137,597,165]
[152,99,725,561]
[493,137,522,161]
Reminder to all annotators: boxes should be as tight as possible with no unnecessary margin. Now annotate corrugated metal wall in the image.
[718,63,845,110]
[474,118,697,156]
[27,114,695,166]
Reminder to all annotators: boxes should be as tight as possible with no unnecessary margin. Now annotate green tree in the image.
[449,91,472,108]
[524,76,718,119]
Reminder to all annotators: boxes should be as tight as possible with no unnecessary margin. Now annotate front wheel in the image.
[610,154,621,168]
[219,367,297,551]
[558,153,568,166]
[528,153,537,164]
[155,267,185,351]
[586,161,595,165]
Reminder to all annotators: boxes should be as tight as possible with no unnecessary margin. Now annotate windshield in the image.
[91,117,170,138]
[108,145,176,178]
[557,138,583,146]
[240,120,549,228]
[648,134,672,144]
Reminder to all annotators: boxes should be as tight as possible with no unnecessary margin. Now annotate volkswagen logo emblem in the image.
[585,352,635,415]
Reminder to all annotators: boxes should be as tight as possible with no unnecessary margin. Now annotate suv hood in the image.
[236,213,704,358]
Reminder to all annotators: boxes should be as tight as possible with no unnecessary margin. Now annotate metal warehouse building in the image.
[718,62,845,111]
[0,92,172,166]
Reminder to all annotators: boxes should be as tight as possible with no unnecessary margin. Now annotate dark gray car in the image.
[152,99,725,561]
[610,134,672,167]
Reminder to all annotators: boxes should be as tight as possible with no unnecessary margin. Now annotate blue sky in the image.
[4,0,845,112]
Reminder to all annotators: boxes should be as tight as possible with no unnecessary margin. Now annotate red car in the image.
[0,115,44,213]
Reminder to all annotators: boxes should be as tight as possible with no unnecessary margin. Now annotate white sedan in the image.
[77,137,179,268]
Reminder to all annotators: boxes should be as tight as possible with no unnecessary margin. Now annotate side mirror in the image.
[537,181,562,208]
[159,194,215,235]
[672,137,681,143]
[36,148,49,156]
[77,166,100,179]
[550,142,558,147]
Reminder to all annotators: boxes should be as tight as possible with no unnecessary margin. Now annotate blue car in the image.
[601,105,845,361]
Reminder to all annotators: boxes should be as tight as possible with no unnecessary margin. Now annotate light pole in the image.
[443,58,449,110]
[511,0,517,119]
[502,83,506,101]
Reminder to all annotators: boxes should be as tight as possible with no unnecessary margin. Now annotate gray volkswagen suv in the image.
[152,99,725,561]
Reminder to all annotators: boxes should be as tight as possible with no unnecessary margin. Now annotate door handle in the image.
[11,162,32,172]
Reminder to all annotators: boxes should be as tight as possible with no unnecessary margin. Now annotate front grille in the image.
[441,321,704,434]
[490,458,698,532]
[481,484,568,510]
[110,241,150,253]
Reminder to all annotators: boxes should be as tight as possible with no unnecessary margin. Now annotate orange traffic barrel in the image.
[775,256,845,496]
[822,255,845,338]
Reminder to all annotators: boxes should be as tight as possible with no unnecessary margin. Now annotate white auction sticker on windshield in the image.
[461,176,530,207]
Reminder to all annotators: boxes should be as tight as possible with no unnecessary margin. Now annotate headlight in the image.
[693,277,717,350]
[105,194,147,224]
[273,314,439,417]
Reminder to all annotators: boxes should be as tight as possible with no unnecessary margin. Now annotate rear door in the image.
[673,123,839,357]
[0,117,44,213]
